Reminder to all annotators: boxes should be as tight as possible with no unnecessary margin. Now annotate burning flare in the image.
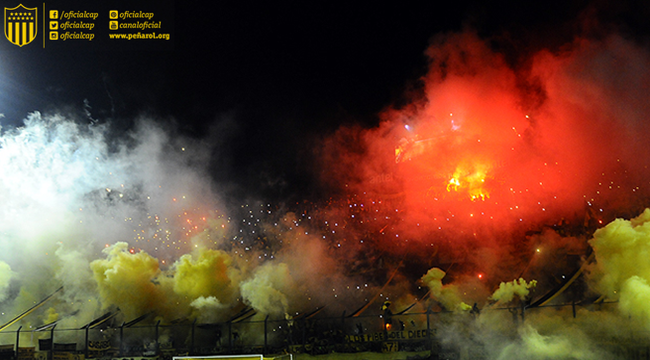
[446,161,491,201]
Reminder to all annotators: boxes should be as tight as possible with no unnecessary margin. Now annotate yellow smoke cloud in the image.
[173,248,242,322]
[490,278,537,304]
[173,249,238,302]
[89,242,250,324]
[421,267,468,311]
[43,307,58,324]
[590,208,650,328]
[90,242,166,320]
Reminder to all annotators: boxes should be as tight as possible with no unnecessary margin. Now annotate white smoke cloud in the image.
[0,111,221,327]
[0,261,13,303]
[0,110,349,343]
[495,325,611,360]
[240,262,293,318]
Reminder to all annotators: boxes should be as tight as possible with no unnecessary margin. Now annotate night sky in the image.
[1,0,649,203]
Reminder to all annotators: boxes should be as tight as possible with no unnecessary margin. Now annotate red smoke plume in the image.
[316,30,650,284]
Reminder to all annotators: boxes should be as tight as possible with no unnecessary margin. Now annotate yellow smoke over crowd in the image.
[0,115,649,359]
[590,209,650,331]
[92,243,167,320]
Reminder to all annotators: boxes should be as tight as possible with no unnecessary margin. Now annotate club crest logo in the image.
[5,4,38,47]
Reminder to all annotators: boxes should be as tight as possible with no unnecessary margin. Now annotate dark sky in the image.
[1,0,649,203]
